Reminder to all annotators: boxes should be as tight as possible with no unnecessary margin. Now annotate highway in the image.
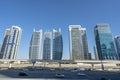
[0,67,120,80]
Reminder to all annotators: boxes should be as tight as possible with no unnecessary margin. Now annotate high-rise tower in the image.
[0,26,22,59]
[94,45,99,60]
[43,31,52,60]
[52,29,63,60]
[69,25,89,60]
[114,35,120,60]
[94,24,118,60]
[29,29,42,60]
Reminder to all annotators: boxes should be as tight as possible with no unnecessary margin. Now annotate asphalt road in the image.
[0,67,120,80]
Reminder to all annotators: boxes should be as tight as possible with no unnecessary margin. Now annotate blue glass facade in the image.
[114,36,120,60]
[94,24,118,60]
[43,32,52,60]
[52,29,63,60]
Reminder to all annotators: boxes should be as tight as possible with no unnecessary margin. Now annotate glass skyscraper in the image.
[43,31,52,60]
[94,24,118,60]
[114,35,120,60]
[52,29,63,60]
[69,25,89,60]
[29,29,42,60]
[0,26,22,59]
[94,45,99,60]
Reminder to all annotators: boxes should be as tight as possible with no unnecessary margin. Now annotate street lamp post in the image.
[31,60,36,69]
[9,61,14,68]
[101,59,104,70]
[58,62,61,68]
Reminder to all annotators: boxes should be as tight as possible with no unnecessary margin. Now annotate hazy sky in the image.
[0,0,120,59]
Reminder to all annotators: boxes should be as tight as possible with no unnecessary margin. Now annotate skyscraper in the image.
[94,24,118,60]
[29,29,42,60]
[69,25,89,60]
[114,35,120,60]
[94,45,99,60]
[0,44,1,55]
[0,26,22,59]
[43,31,52,60]
[52,29,63,60]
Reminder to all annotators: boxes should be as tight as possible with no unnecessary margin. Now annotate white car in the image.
[50,68,55,71]
[77,73,86,76]
[55,73,64,78]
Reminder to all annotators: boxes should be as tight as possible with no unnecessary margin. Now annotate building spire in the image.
[33,28,35,32]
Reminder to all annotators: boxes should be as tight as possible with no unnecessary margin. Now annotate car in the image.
[71,68,80,72]
[100,77,111,80]
[77,73,86,76]
[37,68,44,71]
[22,68,29,71]
[55,73,64,78]
[28,68,36,71]
[18,72,28,76]
[71,69,78,72]
[8,67,15,70]
[50,68,55,71]
[85,68,91,71]
[64,68,70,71]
